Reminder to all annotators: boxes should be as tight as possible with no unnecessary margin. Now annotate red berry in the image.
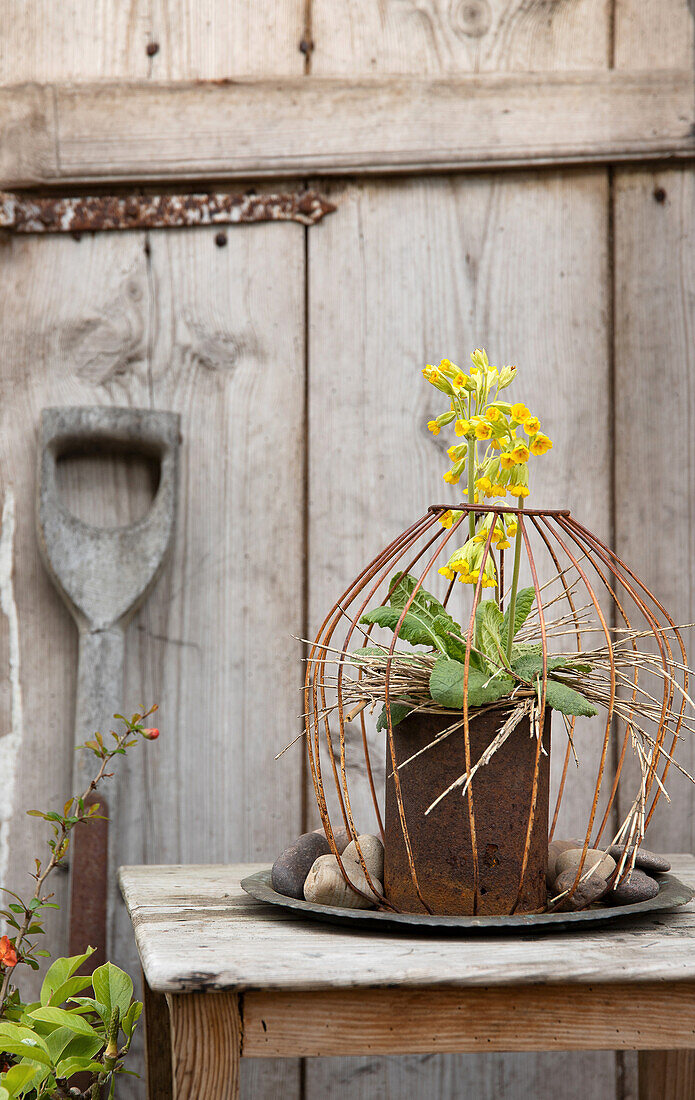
[143,727,160,740]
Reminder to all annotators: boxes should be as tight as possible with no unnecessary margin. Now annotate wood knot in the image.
[451,0,492,37]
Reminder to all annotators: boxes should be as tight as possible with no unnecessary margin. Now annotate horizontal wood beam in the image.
[1,70,693,188]
[241,982,695,1056]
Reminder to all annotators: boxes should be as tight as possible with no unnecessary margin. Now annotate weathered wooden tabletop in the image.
[119,856,695,995]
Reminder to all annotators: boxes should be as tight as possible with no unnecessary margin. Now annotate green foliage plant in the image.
[0,708,159,1099]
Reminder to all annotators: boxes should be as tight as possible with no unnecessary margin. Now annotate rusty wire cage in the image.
[304,503,693,916]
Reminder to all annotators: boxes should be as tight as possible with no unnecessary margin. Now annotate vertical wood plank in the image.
[0,6,307,1100]
[307,1,615,1098]
[638,1051,695,1100]
[168,991,241,1100]
[144,971,174,1100]
[610,4,694,1098]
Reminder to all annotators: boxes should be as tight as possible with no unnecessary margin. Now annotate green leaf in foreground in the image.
[501,586,536,646]
[376,702,413,731]
[359,606,446,652]
[429,656,515,709]
[542,680,598,717]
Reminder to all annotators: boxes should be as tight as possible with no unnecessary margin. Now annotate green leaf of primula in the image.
[511,654,593,682]
[41,950,95,1007]
[388,572,455,630]
[28,1007,97,1037]
[509,641,541,662]
[429,656,514,710]
[376,702,413,731]
[475,601,505,663]
[501,587,536,646]
[360,606,445,652]
[91,963,134,1024]
[543,680,598,718]
[432,618,486,671]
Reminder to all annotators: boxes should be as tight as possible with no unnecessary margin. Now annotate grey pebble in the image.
[272,832,330,899]
[313,824,351,854]
[552,869,609,911]
[555,847,616,882]
[605,867,660,905]
[607,845,671,874]
[547,839,582,885]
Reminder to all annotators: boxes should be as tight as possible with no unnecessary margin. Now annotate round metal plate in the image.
[241,869,694,934]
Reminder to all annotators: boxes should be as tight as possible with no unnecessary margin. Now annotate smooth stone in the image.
[271,832,330,899]
[555,847,616,882]
[552,869,609,911]
[313,824,351,854]
[605,867,660,906]
[304,853,382,909]
[607,845,671,874]
[547,838,582,885]
[342,835,384,881]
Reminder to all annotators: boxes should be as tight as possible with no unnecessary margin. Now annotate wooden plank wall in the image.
[0,5,307,1099]
[0,2,693,1099]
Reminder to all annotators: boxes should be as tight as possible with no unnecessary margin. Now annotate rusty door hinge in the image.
[0,189,336,234]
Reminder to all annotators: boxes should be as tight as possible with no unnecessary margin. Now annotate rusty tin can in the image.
[384,708,551,915]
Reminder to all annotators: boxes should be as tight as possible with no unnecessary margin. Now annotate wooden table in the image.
[119,857,695,1099]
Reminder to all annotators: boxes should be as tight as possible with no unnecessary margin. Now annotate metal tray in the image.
[241,869,693,934]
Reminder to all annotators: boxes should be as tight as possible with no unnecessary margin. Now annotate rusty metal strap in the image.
[0,189,336,233]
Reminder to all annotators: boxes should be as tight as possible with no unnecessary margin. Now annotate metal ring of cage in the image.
[304,505,689,915]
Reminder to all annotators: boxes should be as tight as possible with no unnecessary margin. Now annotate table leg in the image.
[167,990,241,1100]
[143,972,173,1100]
[638,1051,695,1099]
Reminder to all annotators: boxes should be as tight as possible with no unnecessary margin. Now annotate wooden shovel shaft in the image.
[68,626,125,964]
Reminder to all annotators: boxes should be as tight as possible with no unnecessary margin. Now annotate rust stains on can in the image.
[384,708,551,916]
[0,189,337,233]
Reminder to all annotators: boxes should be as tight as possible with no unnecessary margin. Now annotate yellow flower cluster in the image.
[437,512,518,587]
[422,348,553,587]
[423,349,552,502]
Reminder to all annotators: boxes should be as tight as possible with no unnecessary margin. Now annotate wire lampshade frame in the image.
[304,504,690,914]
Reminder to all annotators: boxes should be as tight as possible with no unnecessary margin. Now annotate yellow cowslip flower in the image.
[497,539,511,550]
[454,419,471,437]
[508,483,530,498]
[439,358,456,376]
[443,470,459,485]
[452,371,469,390]
[474,420,493,441]
[475,476,492,494]
[485,407,501,422]
[530,433,553,455]
[427,420,440,435]
[439,510,454,528]
[498,364,517,389]
[438,565,455,581]
[511,442,530,464]
[523,415,541,435]
[506,519,518,537]
[500,451,516,471]
[510,402,530,422]
[491,483,507,497]
[490,438,502,451]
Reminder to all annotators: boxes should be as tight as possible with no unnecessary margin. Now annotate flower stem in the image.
[467,437,476,538]
[505,500,524,662]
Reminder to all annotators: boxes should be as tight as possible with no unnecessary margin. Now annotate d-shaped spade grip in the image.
[36,406,180,965]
